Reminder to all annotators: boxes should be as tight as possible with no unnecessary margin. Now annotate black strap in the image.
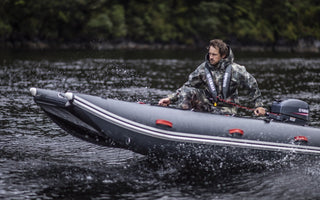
[222,64,232,99]
[204,63,218,102]
[204,63,232,102]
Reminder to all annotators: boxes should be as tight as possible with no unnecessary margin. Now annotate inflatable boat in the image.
[30,88,320,161]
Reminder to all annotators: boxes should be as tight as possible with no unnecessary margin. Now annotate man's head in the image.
[208,39,228,66]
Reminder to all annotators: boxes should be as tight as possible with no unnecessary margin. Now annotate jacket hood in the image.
[205,46,234,70]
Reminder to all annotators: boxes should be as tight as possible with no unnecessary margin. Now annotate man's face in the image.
[208,46,223,65]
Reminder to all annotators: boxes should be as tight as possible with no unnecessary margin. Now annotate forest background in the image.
[0,0,319,52]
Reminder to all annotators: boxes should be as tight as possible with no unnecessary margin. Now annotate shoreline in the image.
[1,39,319,53]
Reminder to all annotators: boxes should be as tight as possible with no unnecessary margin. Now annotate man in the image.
[158,39,266,116]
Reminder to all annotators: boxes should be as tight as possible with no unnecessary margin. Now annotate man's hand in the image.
[158,98,170,106]
[254,107,266,116]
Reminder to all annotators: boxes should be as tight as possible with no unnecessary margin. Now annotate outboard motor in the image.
[268,99,309,126]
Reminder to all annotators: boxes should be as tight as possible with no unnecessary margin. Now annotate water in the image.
[1,49,320,199]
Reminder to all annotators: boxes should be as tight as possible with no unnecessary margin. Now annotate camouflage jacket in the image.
[169,47,264,108]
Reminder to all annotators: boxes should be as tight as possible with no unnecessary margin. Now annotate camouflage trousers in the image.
[174,86,237,114]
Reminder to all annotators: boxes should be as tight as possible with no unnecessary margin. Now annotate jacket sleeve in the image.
[234,64,264,108]
[168,63,206,102]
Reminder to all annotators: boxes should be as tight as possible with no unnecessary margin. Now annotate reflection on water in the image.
[1,49,320,199]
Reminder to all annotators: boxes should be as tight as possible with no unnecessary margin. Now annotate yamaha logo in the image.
[299,108,309,113]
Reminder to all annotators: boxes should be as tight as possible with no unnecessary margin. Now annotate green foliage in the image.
[87,12,113,39]
[194,1,230,41]
[0,0,319,46]
[0,20,12,38]
[109,5,127,38]
[86,4,127,40]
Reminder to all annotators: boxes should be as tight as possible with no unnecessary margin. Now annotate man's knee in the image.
[176,87,208,111]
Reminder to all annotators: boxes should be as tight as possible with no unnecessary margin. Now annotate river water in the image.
[1,49,320,199]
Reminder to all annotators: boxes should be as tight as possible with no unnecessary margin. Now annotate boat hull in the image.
[31,88,320,160]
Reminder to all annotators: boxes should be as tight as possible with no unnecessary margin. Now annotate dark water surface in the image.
[1,49,320,199]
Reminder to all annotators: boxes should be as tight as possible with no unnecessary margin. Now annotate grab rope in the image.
[216,96,255,111]
[216,96,277,116]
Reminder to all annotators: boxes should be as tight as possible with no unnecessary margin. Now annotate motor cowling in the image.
[268,99,309,126]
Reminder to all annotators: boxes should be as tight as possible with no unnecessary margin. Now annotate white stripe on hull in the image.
[73,95,320,155]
